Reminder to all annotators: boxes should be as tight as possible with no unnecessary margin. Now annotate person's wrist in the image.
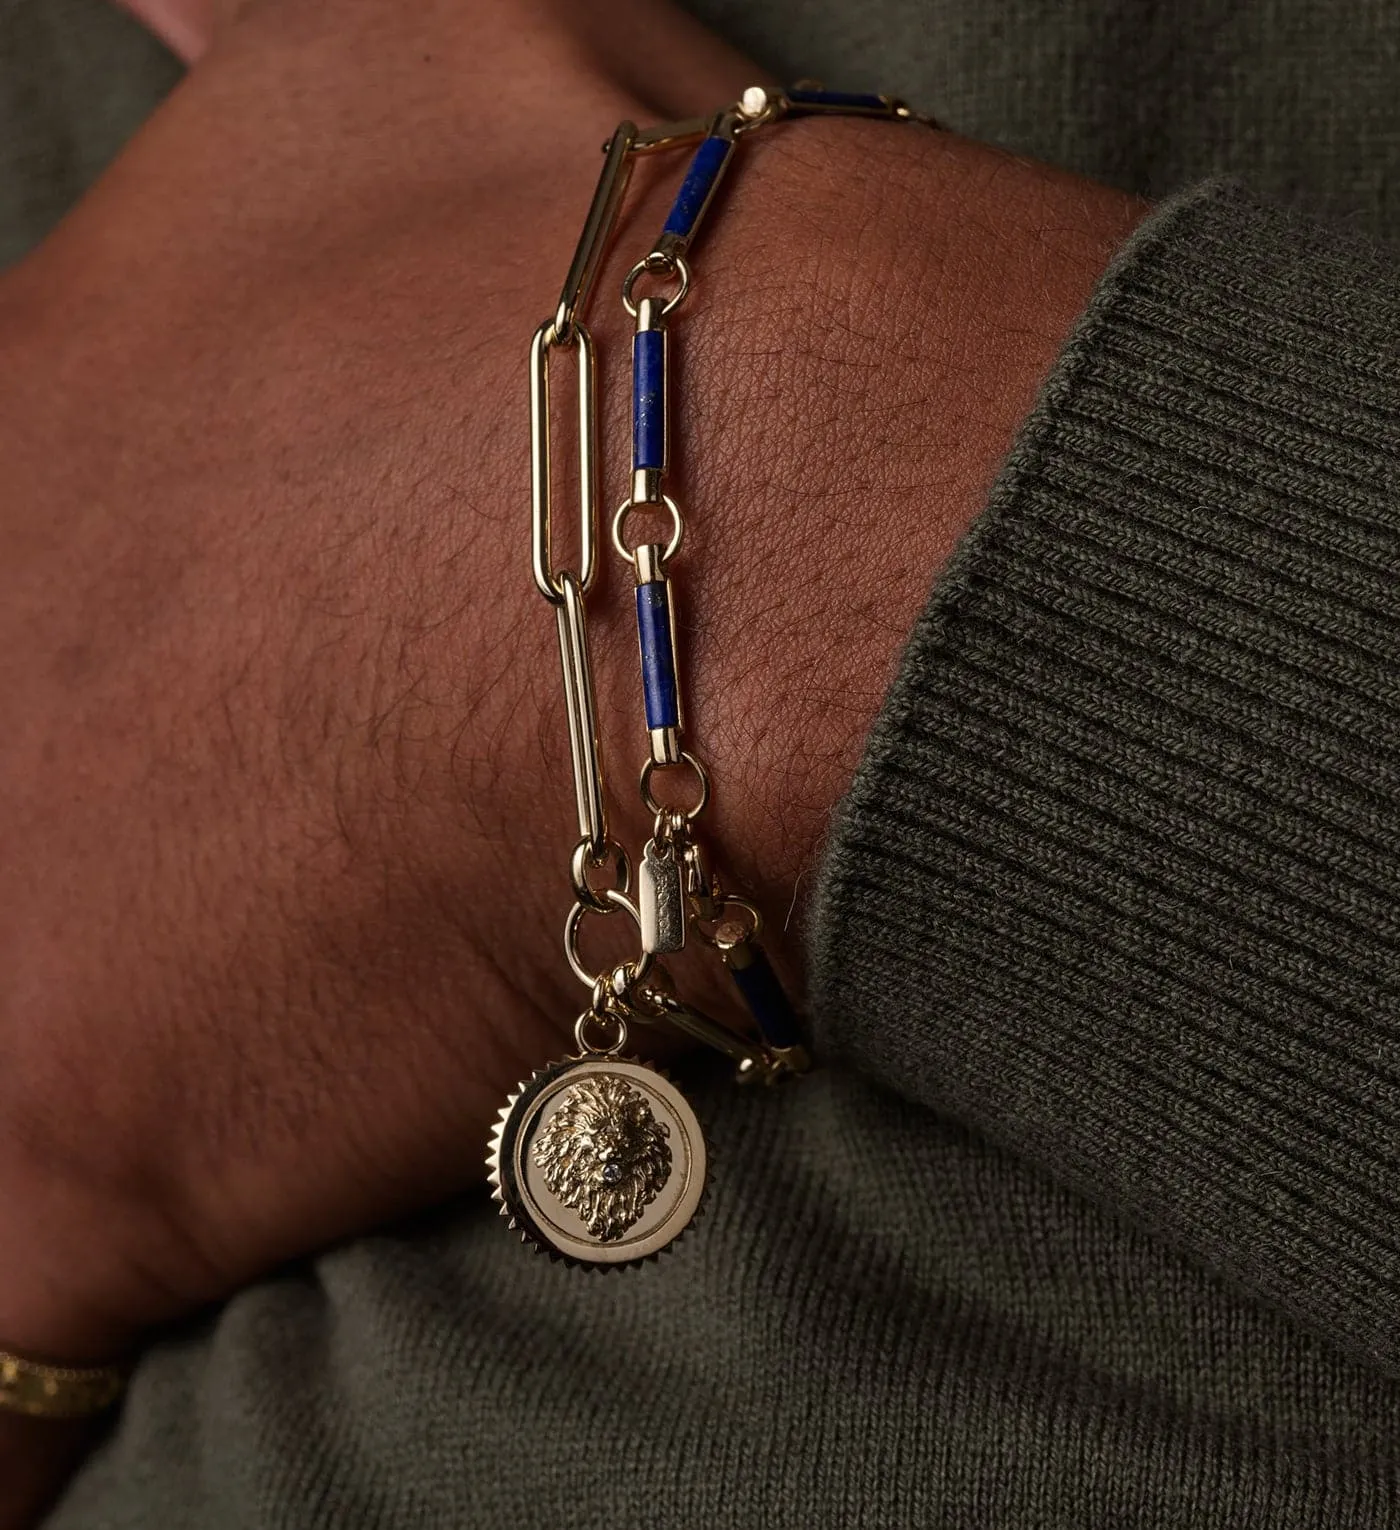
[587,119,1146,999]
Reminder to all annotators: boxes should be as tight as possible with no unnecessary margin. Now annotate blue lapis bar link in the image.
[632,298,667,504]
[782,87,898,116]
[653,124,736,260]
[633,329,666,471]
[724,939,807,1054]
[634,543,683,763]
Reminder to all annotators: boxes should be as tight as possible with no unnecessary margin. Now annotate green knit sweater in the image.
[10,1,1400,1526]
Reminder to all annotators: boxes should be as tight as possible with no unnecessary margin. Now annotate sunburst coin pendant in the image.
[487,1055,707,1267]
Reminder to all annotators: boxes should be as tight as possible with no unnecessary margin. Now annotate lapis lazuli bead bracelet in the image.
[505,83,935,1265]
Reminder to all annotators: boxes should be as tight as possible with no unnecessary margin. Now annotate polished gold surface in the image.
[555,570,609,856]
[621,252,691,321]
[0,1351,127,1420]
[529,319,598,603]
[633,542,665,585]
[611,491,684,566]
[639,750,710,822]
[488,1058,707,1266]
[639,836,687,954]
[637,985,768,1072]
[648,724,681,766]
[629,116,710,153]
[533,1072,672,1240]
[555,120,638,345]
[563,889,654,991]
[569,835,630,916]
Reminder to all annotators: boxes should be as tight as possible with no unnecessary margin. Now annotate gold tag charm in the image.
[487,1055,706,1266]
[639,836,686,954]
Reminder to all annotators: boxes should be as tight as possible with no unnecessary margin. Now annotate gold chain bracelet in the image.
[489,84,936,1267]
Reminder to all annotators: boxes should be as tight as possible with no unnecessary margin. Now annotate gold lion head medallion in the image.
[488,1058,706,1266]
[532,1074,673,1241]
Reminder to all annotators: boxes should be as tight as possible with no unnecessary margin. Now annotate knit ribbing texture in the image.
[810,178,1400,1381]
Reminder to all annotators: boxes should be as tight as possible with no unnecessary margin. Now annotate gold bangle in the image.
[0,1349,128,1420]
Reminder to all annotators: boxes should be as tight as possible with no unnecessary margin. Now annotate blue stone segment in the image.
[785,88,890,114]
[662,135,733,243]
[633,328,666,471]
[729,947,804,1050]
[636,580,680,729]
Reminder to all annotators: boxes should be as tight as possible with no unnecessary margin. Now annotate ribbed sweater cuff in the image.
[809,180,1400,1375]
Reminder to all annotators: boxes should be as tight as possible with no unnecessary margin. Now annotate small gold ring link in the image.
[612,493,684,566]
[569,837,631,915]
[564,892,656,990]
[574,1007,630,1056]
[622,253,692,319]
[640,751,711,821]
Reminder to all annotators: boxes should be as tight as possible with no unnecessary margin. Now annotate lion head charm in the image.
[532,1073,673,1240]
[489,1056,706,1265]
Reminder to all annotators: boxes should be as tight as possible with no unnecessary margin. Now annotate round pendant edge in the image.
[486,1055,707,1270]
